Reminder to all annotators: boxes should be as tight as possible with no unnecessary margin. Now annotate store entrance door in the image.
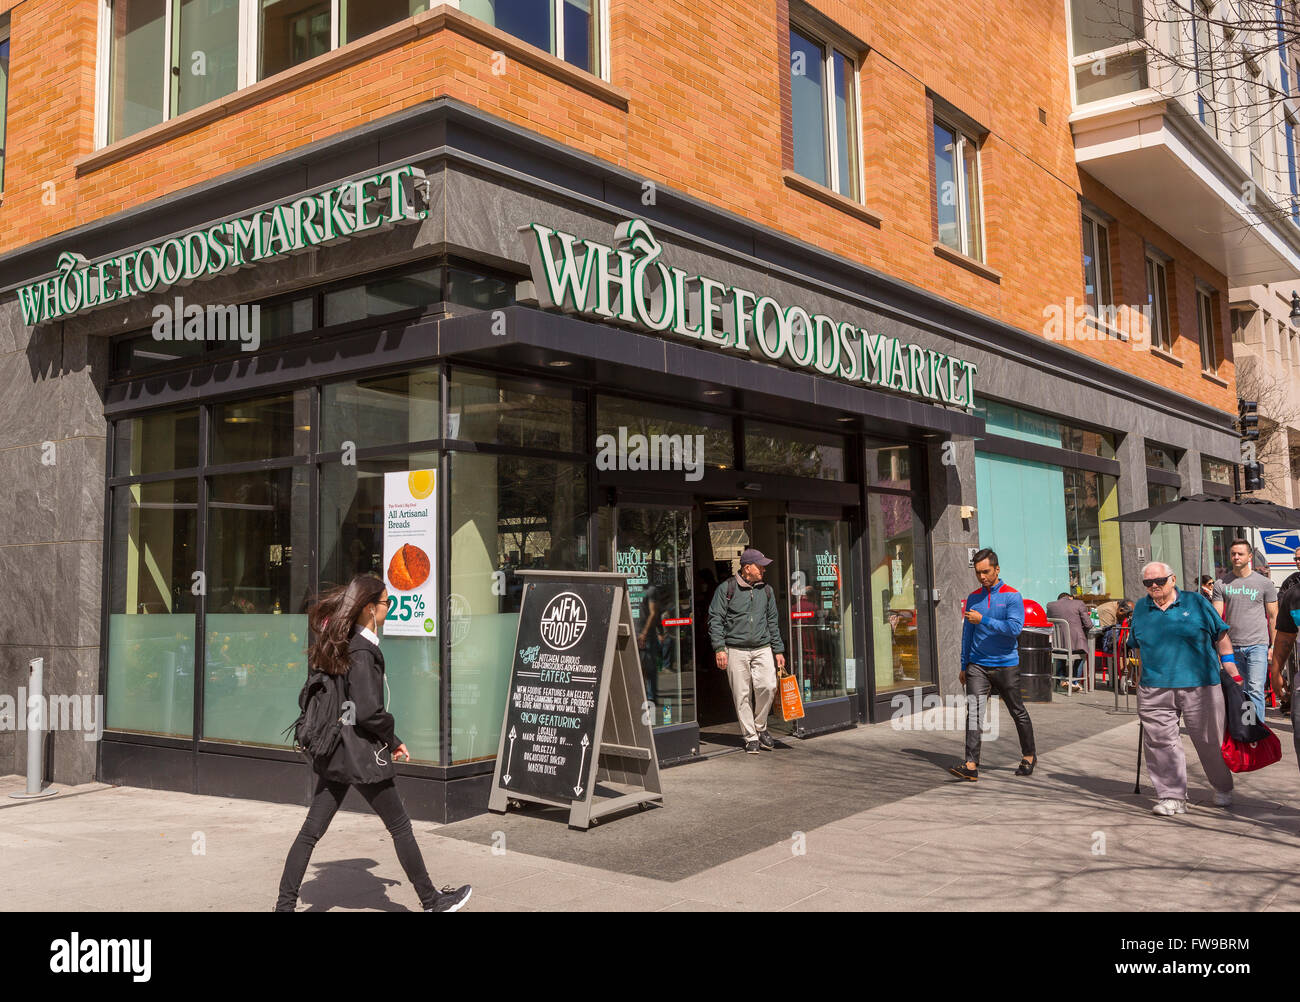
[611,503,696,731]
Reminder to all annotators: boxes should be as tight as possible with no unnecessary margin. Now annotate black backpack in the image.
[282,670,346,761]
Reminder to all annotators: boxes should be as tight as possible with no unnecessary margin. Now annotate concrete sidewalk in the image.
[2,695,1298,911]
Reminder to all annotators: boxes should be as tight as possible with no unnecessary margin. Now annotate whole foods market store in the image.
[99,286,979,820]
[4,104,998,822]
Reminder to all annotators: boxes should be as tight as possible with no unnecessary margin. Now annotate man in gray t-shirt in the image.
[1212,538,1278,724]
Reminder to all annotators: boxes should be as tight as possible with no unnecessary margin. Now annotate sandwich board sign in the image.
[487,570,662,829]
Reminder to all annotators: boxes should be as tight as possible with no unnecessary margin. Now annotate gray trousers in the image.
[1137,684,1233,801]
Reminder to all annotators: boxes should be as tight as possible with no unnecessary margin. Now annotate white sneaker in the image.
[1214,790,1233,807]
[1152,798,1187,816]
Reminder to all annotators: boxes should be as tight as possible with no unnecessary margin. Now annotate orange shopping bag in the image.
[778,669,805,721]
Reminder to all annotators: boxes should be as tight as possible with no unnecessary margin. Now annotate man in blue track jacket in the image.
[950,548,1037,781]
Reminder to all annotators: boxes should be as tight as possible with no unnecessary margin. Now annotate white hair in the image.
[1141,561,1174,578]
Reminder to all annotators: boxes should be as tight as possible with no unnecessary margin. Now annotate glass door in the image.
[613,505,695,728]
[787,516,856,706]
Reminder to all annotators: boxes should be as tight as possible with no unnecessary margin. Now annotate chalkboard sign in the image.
[498,580,615,803]
[488,570,663,829]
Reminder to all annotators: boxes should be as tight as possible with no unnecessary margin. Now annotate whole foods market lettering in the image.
[519,218,977,409]
[17,164,428,327]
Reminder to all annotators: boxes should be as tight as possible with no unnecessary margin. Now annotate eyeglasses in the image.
[1142,576,1170,588]
[377,596,393,608]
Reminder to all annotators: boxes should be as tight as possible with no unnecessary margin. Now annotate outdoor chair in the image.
[1048,617,1090,695]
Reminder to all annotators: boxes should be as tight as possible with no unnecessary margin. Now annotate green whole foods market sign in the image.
[519,218,977,408]
[17,164,428,327]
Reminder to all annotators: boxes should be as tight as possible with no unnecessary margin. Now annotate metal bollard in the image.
[9,657,58,800]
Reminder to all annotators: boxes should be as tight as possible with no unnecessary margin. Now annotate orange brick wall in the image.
[0,0,1236,415]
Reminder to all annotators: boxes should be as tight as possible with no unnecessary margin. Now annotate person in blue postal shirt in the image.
[1127,561,1242,817]
[950,548,1036,782]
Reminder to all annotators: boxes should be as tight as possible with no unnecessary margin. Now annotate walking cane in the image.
[1133,724,1143,795]
[1132,657,1142,794]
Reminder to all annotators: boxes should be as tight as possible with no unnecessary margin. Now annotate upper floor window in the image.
[1195,284,1218,372]
[1081,210,1112,316]
[933,116,983,260]
[462,0,603,75]
[100,0,607,147]
[1068,0,1147,104]
[104,0,243,144]
[0,17,9,193]
[1145,250,1172,352]
[1192,0,1219,137]
[788,22,859,199]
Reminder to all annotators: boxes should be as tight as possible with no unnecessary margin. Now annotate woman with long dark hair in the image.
[275,574,471,912]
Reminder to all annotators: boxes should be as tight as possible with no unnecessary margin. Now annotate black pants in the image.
[275,774,438,911]
[963,663,1036,765]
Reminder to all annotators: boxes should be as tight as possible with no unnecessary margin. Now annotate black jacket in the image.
[317,631,401,784]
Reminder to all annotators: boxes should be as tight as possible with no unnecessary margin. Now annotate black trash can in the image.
[1017,627,1053,703]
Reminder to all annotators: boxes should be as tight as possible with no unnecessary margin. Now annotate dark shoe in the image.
[1015,757,1035,776]
[757,730,774,751]
[427,884,472,912]
[948,763,978,781]
[745,741,760,755]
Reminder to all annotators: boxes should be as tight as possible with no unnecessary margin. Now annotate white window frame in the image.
[1081,208,1113,315]
[1145,250,1172,352]
[789,18,864,201]
[553,0,608,78]
[1195,283,1217,372]
[98,0,611,149]
[934,114,984,261]
[1063,0,1149,108]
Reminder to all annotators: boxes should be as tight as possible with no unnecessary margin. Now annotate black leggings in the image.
[275,774,437,911]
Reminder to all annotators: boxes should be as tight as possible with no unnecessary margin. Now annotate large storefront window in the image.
[1064,468,1122,596]
[203,468,312,745]
[744,421,846,480]
[321,367,440,452]
[616,506,694,727]
[975,452,1122,606]
[597,395,733,470]
[320,452,442,763]
[453,370,585,450]
[789,517,854,701]
[981,400,1115,459]
[106,479,198,736]
[867,492,920,694]
[449,453,589,765]
[1147,482,1185,584]
[112,408,199,476]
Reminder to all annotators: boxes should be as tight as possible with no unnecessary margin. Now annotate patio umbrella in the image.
[1107,493,1300,792]
[1109,493,1300,530]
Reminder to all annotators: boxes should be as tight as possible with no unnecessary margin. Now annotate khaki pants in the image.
[726,647,776,743]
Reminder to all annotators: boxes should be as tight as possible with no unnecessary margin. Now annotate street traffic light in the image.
[1238,399,1259,441]
[1243,462,1264,491]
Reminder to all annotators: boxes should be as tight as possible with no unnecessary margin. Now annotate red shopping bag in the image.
[778,670,805,722]
[1221,730,1282,773]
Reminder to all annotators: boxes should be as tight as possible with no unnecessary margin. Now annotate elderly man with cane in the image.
[1127,561,1243,815]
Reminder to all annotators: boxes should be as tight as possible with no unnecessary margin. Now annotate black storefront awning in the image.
[438,306,984,442]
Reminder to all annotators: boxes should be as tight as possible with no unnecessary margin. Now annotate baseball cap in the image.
[739,547,772,567]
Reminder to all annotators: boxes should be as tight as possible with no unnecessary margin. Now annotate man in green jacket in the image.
[708,548,787,754]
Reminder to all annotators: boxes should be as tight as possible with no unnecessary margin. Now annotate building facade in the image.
[0,0,1286,820]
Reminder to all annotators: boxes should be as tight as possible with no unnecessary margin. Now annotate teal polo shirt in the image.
[1127,588,1229,689]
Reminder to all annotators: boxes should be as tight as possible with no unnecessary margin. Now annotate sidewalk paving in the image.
[2,692,1297,911]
